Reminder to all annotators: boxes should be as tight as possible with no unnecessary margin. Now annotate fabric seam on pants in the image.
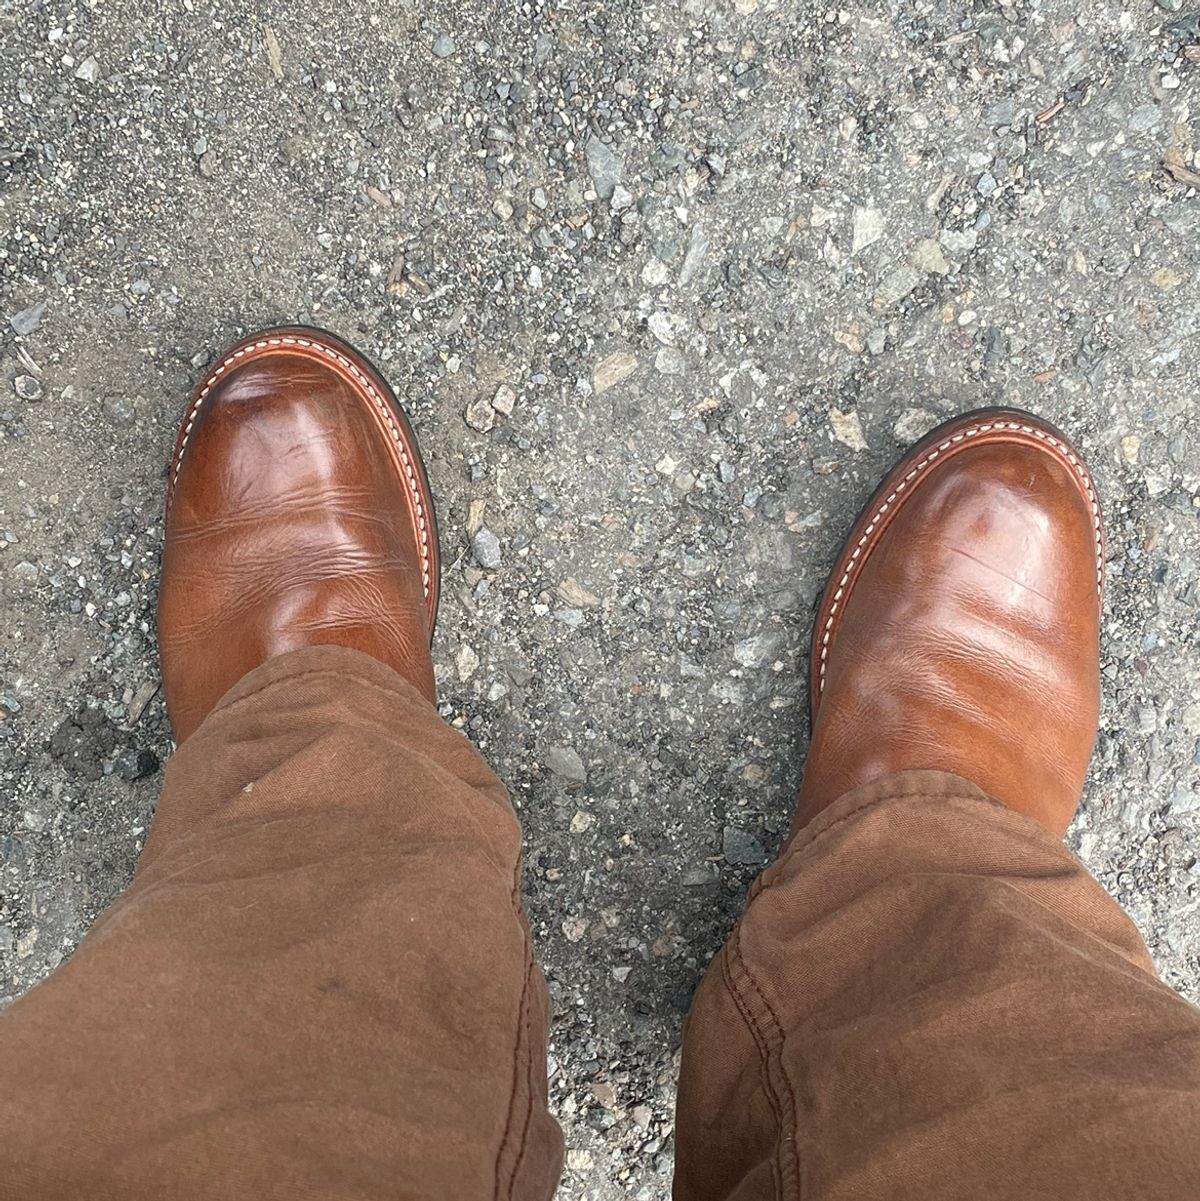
[725,921,802,1201]
[515,950,543,1195]
[723,787,992,1201]
[719,939,784,1199]
[495,952,538,1201]
[510,853,524,911]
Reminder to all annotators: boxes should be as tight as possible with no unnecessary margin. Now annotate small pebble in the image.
[492,384,517,416]
[14,375,43,401]
[74,56,101,82]
[544,745,587,783]
[465,396,496,433]
[9,301,48,336]
[472,527,502,569]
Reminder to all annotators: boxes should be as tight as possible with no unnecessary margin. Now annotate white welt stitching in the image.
[168,335,433,603]
[817,420,1105,697]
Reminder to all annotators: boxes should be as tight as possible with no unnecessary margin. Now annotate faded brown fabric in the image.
[2,650,1199,1201]
[0,646,563,1201]
[675,771,1200,1201]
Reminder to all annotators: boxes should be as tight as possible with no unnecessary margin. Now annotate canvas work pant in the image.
[1,647,1197,1199]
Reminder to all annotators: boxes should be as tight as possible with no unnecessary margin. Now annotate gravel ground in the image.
[2,1,1199,1194]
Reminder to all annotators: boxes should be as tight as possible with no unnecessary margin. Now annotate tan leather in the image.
[795,409,1105,838]
[158,327,440,743]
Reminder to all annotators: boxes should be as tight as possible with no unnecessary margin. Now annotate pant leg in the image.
[0,646,563,1201]
[675,770,1200,1201]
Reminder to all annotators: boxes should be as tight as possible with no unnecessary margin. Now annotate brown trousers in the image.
[1,647,1197,1199]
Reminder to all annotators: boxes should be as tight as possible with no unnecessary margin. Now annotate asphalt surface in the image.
[2,2,1199,1195]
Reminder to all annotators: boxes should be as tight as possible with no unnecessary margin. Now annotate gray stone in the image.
[894,408,937,443]
[585,136,623,201]
[544,745,586,783]
[722,826,766,866]
[940,228,979,256]
[679,223,712,286]
[984,326,1009,368]
[465,396,496,433]
[830,407,868,451]
[733,632,784,668]
[910,238,951,275]
[874,264,923,309]
[102,395,135,427]
[1128,104,1162,134]
[642,258,670,286]
[114,748,159,783]
[611,184,635,212]
[647,312,679,346]
[431,34,455,58]
[1168,789,1200,815]
[9,301,47,336]
[14,376,43,401]
[472,527,502,569]
[985,97,1016,128]
[455,645,480,680]
[74,56,101,82]
[491,384,517,416]
[654,348,687,376]
[852,206,885,255]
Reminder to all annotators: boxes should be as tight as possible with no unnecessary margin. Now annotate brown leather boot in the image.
[796,409,1105,838]
[158,326,440,744]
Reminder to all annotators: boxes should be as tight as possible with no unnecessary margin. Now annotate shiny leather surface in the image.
[159,329,438,743]
[796,411,1104,837]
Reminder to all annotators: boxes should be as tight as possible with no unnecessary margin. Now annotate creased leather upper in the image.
[797,425,1103,838]
[159,341,436,743]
